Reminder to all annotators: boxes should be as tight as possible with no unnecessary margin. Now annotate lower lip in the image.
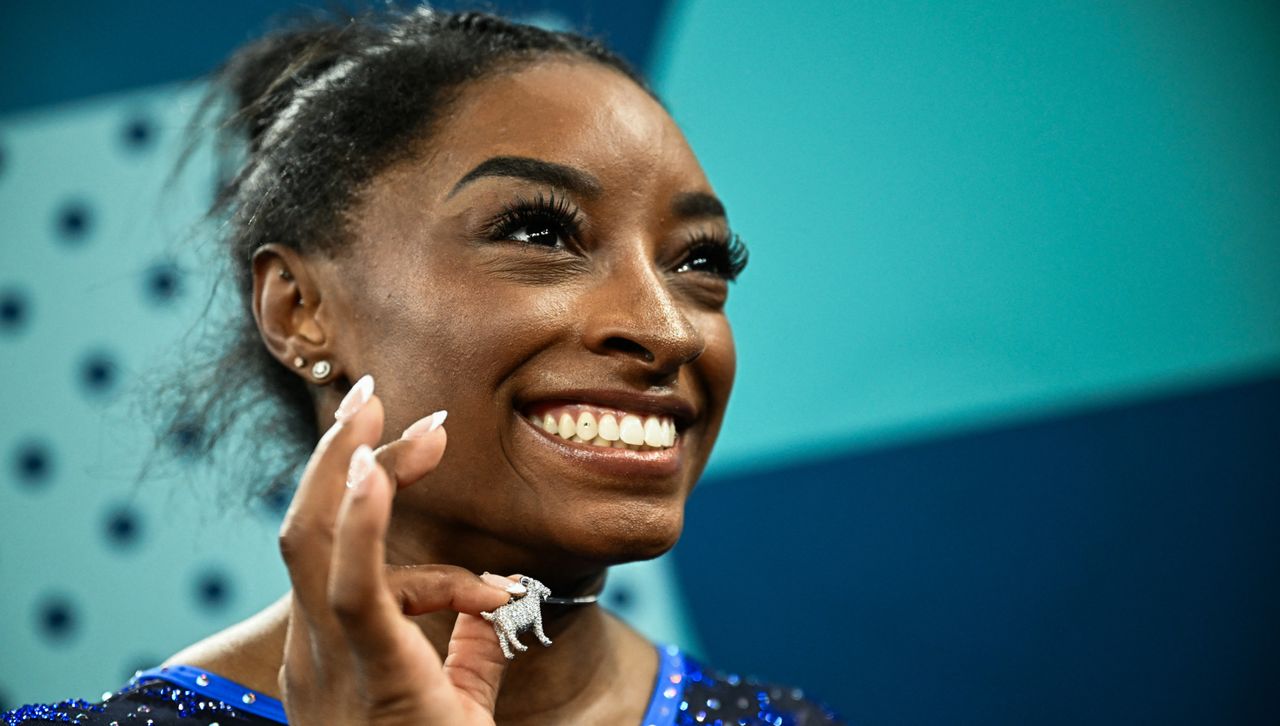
[516,414,685,479]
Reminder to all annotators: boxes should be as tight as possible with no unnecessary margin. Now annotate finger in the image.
[328,444,413,675]
[371,410,449,490]
[384,565,522,616]
[327,448,520,679]
[445,612,514,713]
[279,374,384,621]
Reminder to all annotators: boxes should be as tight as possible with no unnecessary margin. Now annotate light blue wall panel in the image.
[0,84,695,705]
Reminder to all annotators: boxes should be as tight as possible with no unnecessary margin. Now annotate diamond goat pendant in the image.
[481,576,553,660]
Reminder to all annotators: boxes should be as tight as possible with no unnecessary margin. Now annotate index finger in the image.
[278,374,383,620]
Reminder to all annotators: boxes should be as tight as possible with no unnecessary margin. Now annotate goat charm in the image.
[481,575,553,660]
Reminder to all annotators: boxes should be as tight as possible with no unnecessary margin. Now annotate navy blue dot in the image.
[194,568,233,611]
[78,350,120,396]
[0,287,29,332]
[122,116,155,149]
[55,200,92,243]
[261,485,292,518]
[143,261,182,304]
[12,439,54,488]
[608,585,633,609]
[103,504,143,548]
[167,420,203,457]
[35,594,78,643]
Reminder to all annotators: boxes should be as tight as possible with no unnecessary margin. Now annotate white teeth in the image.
[597,414,620,441]
[529,406,679,450]
[619,415,646,445]
[557,412,576,439]
[576,412,598,440]
[643,416,664,447]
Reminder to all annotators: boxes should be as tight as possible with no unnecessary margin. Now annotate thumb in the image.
[374,410,448,489]
[444,611,513,713]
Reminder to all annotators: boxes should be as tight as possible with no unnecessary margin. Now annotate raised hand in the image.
[276,374,523,725]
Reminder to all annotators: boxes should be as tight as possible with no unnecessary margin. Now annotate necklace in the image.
[543,592,600,605]
[544,573,605,605]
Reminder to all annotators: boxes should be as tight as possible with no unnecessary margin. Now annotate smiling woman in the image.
[5,6,840,726]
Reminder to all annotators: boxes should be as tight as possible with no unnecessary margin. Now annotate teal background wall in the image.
[2,1,1278,723]
[656,0,1280,471]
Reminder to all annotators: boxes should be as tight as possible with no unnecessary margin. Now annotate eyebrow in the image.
[449,155,603,199]
[448,155,728,221]
[671,191,726,220]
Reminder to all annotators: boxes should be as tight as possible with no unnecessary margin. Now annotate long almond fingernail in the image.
[401,410,447,440]
[480,572,526,595]
[335,374,374,422]
[346,444,376,490]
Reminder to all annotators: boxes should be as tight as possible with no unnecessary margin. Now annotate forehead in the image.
[410,58,710,201]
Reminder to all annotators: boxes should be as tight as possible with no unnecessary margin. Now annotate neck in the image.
[377,520,656,724]
[411,596,623,721]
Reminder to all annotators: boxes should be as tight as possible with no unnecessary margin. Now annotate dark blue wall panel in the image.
[675,372,1280,725]
[0,0,669,114]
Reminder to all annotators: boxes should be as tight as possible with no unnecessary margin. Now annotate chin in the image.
[560,497,686,565]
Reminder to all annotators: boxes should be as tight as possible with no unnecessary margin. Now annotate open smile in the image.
[524,401,679,450]
[514,409,686,479]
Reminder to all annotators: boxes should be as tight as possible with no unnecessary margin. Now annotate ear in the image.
[251,243,333,382]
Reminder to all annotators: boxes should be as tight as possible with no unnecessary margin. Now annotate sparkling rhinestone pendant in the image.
[479,576,554,660]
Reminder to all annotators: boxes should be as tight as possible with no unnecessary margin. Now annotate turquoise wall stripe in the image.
[652,1,1280,475]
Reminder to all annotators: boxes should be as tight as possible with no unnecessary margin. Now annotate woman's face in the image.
[321,58,737,572]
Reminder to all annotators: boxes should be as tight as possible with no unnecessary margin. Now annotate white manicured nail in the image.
[401,410,448,439]
[335,374,374,422]
[480,572,526,595]
[346,444,376,490]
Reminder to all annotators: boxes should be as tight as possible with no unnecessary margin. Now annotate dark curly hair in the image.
[133,5,653,507]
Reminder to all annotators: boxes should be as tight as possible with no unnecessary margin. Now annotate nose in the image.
[581,259,705,381]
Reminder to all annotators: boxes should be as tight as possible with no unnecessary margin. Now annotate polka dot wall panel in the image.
[0,84,696,707]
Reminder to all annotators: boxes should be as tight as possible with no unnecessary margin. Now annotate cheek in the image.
[367,261,569,405]
[439,281,570,372]
[698,315,737,411]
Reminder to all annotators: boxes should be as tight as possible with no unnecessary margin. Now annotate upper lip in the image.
[518,388,698,430]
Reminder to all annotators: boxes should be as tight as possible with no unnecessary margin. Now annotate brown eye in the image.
[488,191,582,250]
[675,244,722,274]
[505,219,567,248]
[675,234,749,282]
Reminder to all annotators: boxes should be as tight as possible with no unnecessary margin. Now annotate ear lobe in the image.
[251,245,328,370]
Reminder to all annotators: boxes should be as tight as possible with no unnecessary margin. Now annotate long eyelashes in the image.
[484,191,582,247]
[480,192,749,282]
[677,231,749,282]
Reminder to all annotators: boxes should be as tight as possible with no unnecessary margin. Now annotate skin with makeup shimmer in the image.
[163,57,742,725]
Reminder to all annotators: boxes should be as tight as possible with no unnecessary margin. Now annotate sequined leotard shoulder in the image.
[4,644,846,725]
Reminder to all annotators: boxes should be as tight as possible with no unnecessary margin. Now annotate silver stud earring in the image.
[311,360,332,381]
[293,356,306,368]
